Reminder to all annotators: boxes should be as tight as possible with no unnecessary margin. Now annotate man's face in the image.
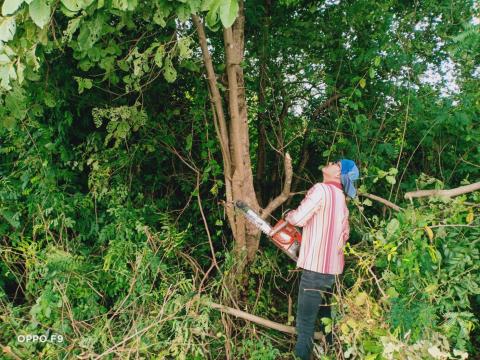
[322,161,341,179]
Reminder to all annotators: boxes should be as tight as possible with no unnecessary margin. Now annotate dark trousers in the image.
[294,269,336,360]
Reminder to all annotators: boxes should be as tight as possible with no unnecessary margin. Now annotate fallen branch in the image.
[209,301,325,340]
[358,192,403,212]
[404,182,480,200]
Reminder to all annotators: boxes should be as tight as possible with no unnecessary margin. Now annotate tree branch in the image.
[261,153,293,220]
[209,301,325,340]
[223,26,244,176]
[358,192,403,212]
[192,15,231,176]
[404,182,480,200]
[312,93,341,118]
[192,15,236,235]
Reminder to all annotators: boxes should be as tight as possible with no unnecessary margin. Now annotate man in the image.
[284,159,359,360]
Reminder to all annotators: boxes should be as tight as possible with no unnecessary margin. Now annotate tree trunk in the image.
[194,1,293,297]
[224,1,261,264]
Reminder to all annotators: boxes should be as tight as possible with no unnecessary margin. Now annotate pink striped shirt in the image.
[285,183,349,275]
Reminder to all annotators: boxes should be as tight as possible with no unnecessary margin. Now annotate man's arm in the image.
[285,184,324,227]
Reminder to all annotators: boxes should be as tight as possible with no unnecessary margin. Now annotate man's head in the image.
[322,159,360,198]
[322,161,341,182]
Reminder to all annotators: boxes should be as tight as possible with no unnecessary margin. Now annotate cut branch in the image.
[261,153,293,220]
[404,182,480,200]
[209,302,325,340]
[358,192,403,212]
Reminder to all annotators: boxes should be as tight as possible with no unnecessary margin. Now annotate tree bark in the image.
[223,2,261,263]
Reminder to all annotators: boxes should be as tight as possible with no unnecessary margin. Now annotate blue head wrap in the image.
[339,159,360,198]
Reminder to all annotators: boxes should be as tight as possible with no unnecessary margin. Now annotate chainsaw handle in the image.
[269,209,292,237]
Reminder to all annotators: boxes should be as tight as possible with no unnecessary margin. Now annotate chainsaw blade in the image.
[235,200,299,262]
[235,200,272,235]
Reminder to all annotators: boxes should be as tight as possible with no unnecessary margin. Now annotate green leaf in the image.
[363,340,382,353]
[2,0,23,16]
[62,15,82,43]
[0,209,20,228]
[0,16,16,41]
[0,54,10,65]
[5,87,27,119]
[29,0,51,29]
[163,58,177,83]
[219,0,238,28]
[2,116,16,129]
[112,0,128,10]
[205,0,222,29]
[201,0,215,11]
[61,0,82,12]
[177,38,192,59]
[154,45,165,68]
[153,5,170,27]
[388,167,398,175]
[127,0,137,11]
[60,0,93,15]
[386,175,396,184]
[0,65,11,89]
[176,4,190,22]
[185,133,192,151]
[43,92,56,107]
[74,76,93,94]
[359,78,366,88]
[363,198,373,206]
[386,218,399,236]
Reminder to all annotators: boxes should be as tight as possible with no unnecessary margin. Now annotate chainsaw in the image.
[235,200,301,262]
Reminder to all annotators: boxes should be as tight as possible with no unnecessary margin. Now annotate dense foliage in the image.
[1,0,479,359]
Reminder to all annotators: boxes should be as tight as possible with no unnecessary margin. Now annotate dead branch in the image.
[261,153,293,220]
[404,182,480,200]
[209,302,325,340]
[358,192,403,212]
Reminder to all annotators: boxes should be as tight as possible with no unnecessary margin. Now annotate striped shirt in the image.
[285,182,349,275]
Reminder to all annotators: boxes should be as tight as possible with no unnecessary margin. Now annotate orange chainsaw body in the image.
[270,220,302,261]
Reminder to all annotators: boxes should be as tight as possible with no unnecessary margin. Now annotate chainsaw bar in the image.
[235,200,273,236]
[235,200,299,262]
